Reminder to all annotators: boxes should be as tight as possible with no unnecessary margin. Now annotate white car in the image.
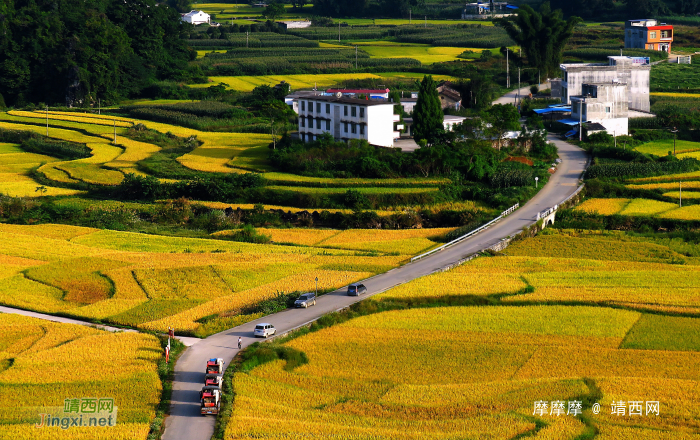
[253,323,276,338]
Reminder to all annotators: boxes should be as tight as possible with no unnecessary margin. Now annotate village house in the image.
[625,19,673,52]
[181,10,211,25]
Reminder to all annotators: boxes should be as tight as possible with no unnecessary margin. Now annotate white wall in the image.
[594,118,629,136]
[367,105,398,147]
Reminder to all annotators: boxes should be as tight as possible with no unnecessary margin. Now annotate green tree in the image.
[459,72,494,110]
[291,0,307,9]
[262,2,285,20]
[484,104,521,150]
[495,2,581,78]
[624,0,670,16]
[413,75,444,145]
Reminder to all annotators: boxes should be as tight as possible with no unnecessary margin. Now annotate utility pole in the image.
[672,127,678,155]
[355,45,358,69]
[680,181,682,207]
[98,98,101,115]
[506,48,509,88]
[246,31,249,48]
[338,22,340,42]
[409,9,411,24]
[113,119,117,144]
[578,98,584,142]
[46,106,49,136]
[424,16,426,28]
[518,67,521,103]
[271,119,276,149]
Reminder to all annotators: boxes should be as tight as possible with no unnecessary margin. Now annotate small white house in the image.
[182,10,211,25]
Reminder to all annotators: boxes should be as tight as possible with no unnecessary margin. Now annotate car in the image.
[347,283,367,296]
[253,323,276,338]
[294,292,316,308]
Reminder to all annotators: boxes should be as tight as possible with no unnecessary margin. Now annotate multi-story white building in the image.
[297,96,400,147]
[181,10,211,25]
[571,83,629,136]
[557,56,650,112]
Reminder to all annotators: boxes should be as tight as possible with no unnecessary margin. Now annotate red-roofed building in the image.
[325,89,390,99]
[625,19,673,52]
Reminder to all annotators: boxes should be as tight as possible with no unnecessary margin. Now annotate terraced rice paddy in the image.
[229,229,700,439]
[0,223,425,337]
[0,313,162,439]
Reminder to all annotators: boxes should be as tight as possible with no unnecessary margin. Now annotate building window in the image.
[650,31,656,39]
[308,116,313,127]
[359,107,365,118]
[360,124,365,135]
[300,117,305,128]
[326,103,330,114]
[351,106,357,117]
[316,119,321,129]
[351,123,356,134]
[344,106,348,116]
[325,120,330,130]
[606,106,611,113]
[316,102,321,113]
[661,30,670,39]
[343,122,348,133]
[301,101,305,111]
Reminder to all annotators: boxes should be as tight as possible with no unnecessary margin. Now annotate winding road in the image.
[161,143,588,438]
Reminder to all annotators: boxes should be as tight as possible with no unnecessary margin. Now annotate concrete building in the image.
[279,21,312,30]
[462,2,517,19]
[557,56,650,112]
[400,115,467,138]
[297,96,400,147]
[570,83,629,136]
[285,91,323,114]
[400,98,418,114]
[625,19,673,52]
[181,10,211,25]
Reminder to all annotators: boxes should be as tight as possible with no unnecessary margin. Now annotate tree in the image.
[262,2,285,20]
[413,75,444,145]
[291,0,307,9]
[495,2,581,78]
[624,0,670,16]
[459,72,494,110]
[484,104,521,150]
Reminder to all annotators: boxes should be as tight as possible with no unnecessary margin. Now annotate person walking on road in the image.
[238,337,242,349]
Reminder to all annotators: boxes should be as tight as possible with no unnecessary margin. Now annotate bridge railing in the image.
[410,203,519,262]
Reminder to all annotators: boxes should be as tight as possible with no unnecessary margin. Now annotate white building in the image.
[181,10,211,25]
[571,83,629,136]
[557,56,650,112]
[297,96,400,147]
[279,21,312,30]
[325,89,390,100]
[443,115,467,131]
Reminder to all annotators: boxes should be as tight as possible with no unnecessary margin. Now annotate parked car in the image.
[253,323,276,338]
[347,283,367,296]
[294,292,316,308]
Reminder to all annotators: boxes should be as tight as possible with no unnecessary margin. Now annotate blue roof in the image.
[506,5,518,9]
[557,118,582,126]
[533,106,571,114]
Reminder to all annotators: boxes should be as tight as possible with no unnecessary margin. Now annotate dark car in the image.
[347,283,367,296]
[294,292,316,308]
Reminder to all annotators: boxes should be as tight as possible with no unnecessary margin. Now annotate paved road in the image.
[161,134,588,440]
[493,85,540,106]
[0,305,202,346]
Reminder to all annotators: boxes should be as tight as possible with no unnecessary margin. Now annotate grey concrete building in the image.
[557,56,650,112]
[571,83,629,136]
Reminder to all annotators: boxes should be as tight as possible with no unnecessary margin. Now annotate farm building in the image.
[181,10,210,25]
[325,89,390,99]
[625,19,673,52]
[556,56,650,112]
[570,83,629,136]
[462,2,517,19]
[296,95,400,147]
[437,82,462,110]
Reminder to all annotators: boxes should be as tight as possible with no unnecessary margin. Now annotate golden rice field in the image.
[0,223,427,336]
[216,227,455,254]
[0,143,84,197]
[634,139,700,156]
[229,305,700,439]
[0,111,442,188]
[0,313,161,439]
[574,198,700,219]
[188,72,458,92]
